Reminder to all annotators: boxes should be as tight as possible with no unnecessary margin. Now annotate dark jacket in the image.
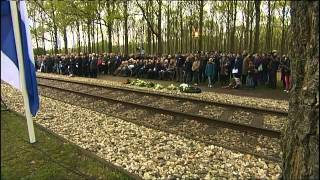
[205,62,215,76]
[232,58,243,75]
[283,59,290,75]
[90,57,98,70]
[268,56,279,73]
[176,55,185,68]
[184,60,193,73]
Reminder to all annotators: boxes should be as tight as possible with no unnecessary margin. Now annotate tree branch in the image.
[135,0,159,37]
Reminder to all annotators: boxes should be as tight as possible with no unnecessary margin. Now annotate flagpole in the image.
[10,1,36,143]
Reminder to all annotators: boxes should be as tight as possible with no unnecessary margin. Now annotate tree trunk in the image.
[98,2,104,53]
[124,0,129,57]
[253,0,261,53]
[226,2,231,52]
[99,19,104,53]
[92,20,95,53]
[189,6,193,53]
[49,2,58,55]
[63,26,68,54]
[265,0,272,52]
[40,11,46,53]
[53,23,58,54]
[282,1,319,179]
[50,31,54,54]
[249,8,254,52]
[76,21,81,54]
[230,0,237,52]
[210,20,214,50]
[271,14,275,52]
[244,1,250,51]
[32,14,39,52]
[157,0,162,55]
[117,23,120,53]
[82,23,86,53]
[96,21,99,53]
[240,11,245,52]
[87,20,91,53]
[280,0,287,55]
[166,1,171,55]
[198,0,204,51]
[179,4,183,53]
[107,1,113,53]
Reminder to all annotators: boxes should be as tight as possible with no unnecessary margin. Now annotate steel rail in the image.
[37,76,288,116]
[37,87,282,163]
[38,82,281,139]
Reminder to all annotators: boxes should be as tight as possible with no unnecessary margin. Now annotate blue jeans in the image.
[208,76,212,86]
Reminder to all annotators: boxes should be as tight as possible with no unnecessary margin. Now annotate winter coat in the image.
[184,60,193,73]
[232,58,243,75]
[220,57,230,76]
[176,55,185,68]
[283,59,291,75]
[247,61,256,76]
[268,56,279,73]
[242,56,250,75]
[192,60,200,72]
[89,58,98,70]
[205,62,215,77]
[168,63,175,71]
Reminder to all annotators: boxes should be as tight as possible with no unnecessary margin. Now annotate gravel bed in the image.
[39,85,282,159]
[38,76,288,131]
[264,115,287,131]
[2,83,282,179]
[37,73,289,112]
[229,111,254,125]
[197,105,225,119]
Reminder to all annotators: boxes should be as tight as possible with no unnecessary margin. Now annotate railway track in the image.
[37,76,287,138]
[37,76,288,115]
[36,76,287,162]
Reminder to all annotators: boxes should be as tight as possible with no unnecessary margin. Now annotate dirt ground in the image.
[97,74,289,101]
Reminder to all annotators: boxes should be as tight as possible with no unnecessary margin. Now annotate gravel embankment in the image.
[2,83,282,179]
[37,73,289,112]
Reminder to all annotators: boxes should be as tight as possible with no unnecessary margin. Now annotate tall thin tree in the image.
[253,0,261,53]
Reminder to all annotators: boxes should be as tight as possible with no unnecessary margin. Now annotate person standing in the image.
[97,55,103,75]
[102,53,108,75]
[90,53,98,78]
[199,52,208,83]
[242,53,249,85]
[220,54,230,86]
[175,53,185,82]
[176,53,185,82]
[192,56,201,85]
[57,55,63,74]
[279,55,287,89]
[232,54,243,79]
[283,56,291,93]
[67,55,75,76]
[81,54,89,77]
[205,58,215,88]
[183,55,193,84]
[246,59,256,88]
[268,51,280,89]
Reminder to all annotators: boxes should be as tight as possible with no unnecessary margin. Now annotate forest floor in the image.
[1,107,132,180]
[97,73,289,101]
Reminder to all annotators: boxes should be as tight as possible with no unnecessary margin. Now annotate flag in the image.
[1,0,39,116]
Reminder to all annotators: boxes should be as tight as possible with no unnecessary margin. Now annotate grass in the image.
[1,108,133,180]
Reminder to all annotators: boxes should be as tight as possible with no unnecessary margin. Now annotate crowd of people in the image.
[36,50,292,92]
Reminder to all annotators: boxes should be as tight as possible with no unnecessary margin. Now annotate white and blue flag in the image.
[1,0,39,116]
